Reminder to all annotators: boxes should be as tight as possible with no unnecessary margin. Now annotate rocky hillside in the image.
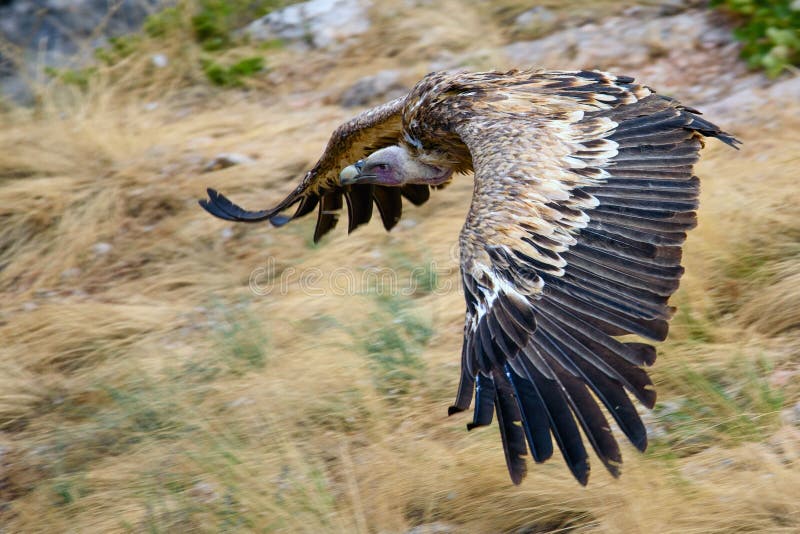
[0,0,163,102]
[0,0,771,104]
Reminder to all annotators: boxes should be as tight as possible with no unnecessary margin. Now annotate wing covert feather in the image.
[447,70,738,484]
[199,95,437,241]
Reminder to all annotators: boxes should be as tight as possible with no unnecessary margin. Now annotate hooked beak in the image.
[339,159,365,185]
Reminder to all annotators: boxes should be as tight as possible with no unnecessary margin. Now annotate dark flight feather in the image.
[199,69,739,485]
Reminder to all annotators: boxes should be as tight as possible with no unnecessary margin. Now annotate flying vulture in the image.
[200,69,739,485]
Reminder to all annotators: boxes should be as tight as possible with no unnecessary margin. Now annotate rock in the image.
[190,481,219,504]
[339,70,407,108]
[60,267,81,280]
[702,74,796,121]
[503,9,746,103]
[0,0,161,103]
[0,0,159,53]
[505,10,725,69]
[227,396,254,408]
[405,522,457,534]
[639,407,668,440]
[769,368,799,389]
[151,53,168,69]
[398,218,417,229]
[782,402,800,427]
[766,426,800,465]
[513,7,559,39]
[203,152,256,173]
[241,0,371,50]
[0,73,34,106]
[91,242,112,256]
[678,446,737,480]
[655,0,697,16]
[765,75,800,102]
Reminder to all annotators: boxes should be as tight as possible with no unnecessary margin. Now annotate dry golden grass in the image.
[1,1,799,532]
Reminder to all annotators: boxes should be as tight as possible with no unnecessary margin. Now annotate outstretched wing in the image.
[199,95,434,242]
[449,71,739,485]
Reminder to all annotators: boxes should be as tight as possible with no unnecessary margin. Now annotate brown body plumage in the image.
[200,69,739,485]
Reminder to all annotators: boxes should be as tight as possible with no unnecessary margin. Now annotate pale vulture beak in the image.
[339,160,364,185]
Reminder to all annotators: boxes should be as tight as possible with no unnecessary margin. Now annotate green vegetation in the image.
[711,0,800,77]
[212,305,269,373]
[387,250,442,296]
[184,303,269,381]
[17,303,274,529]
[45,0,291,89]
[43,66,98,90]
[142,4,186,39]
[145,0,290,50]
[673,302,716,344]
[651,356,784,458]
[201,56,265,87]
[358,294,433,397]
[94,35,142,66]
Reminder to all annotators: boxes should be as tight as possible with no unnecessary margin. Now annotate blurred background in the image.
[1,0,799,532]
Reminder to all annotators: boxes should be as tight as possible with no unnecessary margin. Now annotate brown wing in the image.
[446,71,739,485]
[199,95,434,242]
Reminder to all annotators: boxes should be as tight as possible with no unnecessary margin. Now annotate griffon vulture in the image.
[200,69,739,485]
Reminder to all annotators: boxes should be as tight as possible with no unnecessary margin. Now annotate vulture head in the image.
[339,145,452,186]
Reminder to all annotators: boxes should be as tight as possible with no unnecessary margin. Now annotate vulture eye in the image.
[375,163,390,171]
